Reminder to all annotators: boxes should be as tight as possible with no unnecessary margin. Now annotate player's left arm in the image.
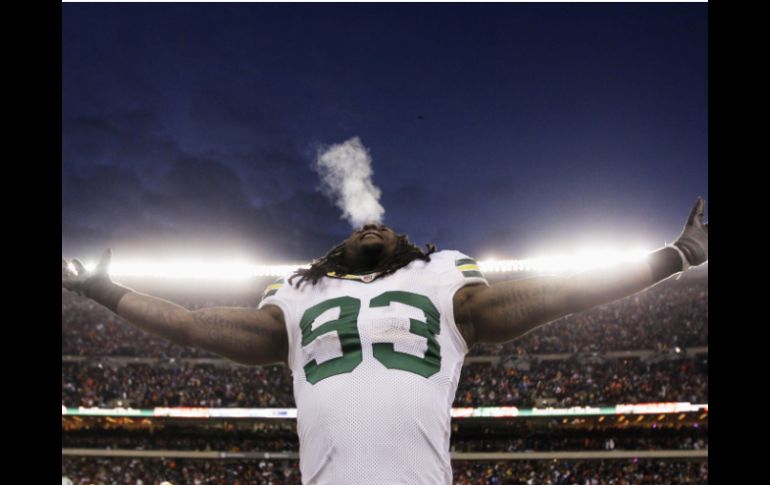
[454,198,708,347]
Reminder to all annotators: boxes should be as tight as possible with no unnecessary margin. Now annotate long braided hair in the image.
[289,234,437,288]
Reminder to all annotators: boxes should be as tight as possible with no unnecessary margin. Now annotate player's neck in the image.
[346,259,381,275]
[344,249,386,275]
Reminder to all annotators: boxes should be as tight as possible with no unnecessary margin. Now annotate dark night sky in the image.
[62,3,707,263]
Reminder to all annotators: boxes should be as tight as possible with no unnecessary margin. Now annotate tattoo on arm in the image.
[116,293,286,365]
[468,278,569,343]
[490,280,566,319]
[467,260,661,345]
[192,310,272,352]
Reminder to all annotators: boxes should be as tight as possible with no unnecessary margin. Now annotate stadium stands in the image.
[61,456,708,484]
[62,356,707,409]
[62,270,708,483]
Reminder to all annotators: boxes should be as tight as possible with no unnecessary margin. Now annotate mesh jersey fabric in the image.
[259,250,488,485]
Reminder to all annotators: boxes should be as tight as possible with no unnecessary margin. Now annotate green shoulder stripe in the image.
[455,257,485,279]
[460,270,484,278]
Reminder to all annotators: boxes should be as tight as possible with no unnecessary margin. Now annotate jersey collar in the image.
[326,271,381,283]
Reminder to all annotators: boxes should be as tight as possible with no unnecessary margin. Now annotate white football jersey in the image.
[259,250,488,485]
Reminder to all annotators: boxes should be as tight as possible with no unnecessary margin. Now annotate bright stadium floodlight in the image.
[479,247,650,274]
[77,246,651,281]
[83,260,309,280]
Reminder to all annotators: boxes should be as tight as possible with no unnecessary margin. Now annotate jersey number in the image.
[299,291,441,384]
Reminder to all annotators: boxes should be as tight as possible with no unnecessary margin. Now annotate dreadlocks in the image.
[289,235,437,288]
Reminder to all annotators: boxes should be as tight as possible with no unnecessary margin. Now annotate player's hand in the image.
[62,248,113,296]
[674,197,708,267]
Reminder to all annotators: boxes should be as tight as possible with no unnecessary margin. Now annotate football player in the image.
[62,198,707,485]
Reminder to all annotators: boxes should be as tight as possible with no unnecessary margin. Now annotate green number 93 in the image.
[299,291,441,384]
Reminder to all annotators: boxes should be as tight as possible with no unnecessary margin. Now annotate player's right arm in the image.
[453,198,708,347]
[62,250,288,366]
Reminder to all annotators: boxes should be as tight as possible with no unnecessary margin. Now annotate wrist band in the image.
[82,277,134,314]
[648,247,685,282]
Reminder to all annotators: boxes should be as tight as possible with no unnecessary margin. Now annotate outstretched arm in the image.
[117,294,287,365]
[62,251,288,366]
[454,198,708,347]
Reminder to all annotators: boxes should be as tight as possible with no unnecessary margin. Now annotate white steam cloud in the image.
[315,137,385,228]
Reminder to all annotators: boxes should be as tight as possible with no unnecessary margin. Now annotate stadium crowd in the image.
[62,362,295,408]
[62,275,707,359]
[450,435,707,452]
[62,430,706,453]
[62,432,300,452]
[454,357,708,408]
[452,460,708,485]
[62,356,707,409]
[61,457,301,485]
[61,457,708,485]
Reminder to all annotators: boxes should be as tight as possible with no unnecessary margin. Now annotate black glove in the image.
[62,248,132,313]
[673,197,709,268]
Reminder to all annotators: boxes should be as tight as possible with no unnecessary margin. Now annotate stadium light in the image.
[498,247,650,274]
[78,247,652,280]
[83,260,310,280]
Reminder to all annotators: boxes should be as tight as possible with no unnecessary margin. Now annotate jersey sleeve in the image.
[449,251,489,288]
[436,250,489,355]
